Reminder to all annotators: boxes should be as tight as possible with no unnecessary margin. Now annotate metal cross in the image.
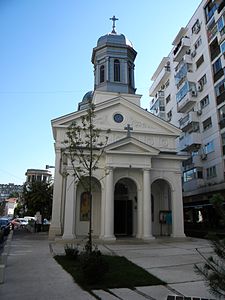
[124,124,133,137]
[110,15,118,33]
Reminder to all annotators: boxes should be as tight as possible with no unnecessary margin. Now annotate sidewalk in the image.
[0,230,219,300]
[0,229,94,300]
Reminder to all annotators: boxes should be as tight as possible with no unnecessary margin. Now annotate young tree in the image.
[64,99,110,253]
[22,181,53,221]
[195,193,225,298]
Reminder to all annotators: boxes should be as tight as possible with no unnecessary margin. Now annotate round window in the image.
[113,113,124,123]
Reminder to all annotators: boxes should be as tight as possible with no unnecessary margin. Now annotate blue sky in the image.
[0,0,201,185]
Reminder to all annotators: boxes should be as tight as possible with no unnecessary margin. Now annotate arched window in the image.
[114,59,120,82]
[100,65,105,83]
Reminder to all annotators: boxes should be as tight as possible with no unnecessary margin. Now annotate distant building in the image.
[0,183,23,202]
[25,169,52,183]
[4,197,18,217]
[149,0,225,206]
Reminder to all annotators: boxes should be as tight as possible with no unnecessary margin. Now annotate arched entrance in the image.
[114,178,137,237]
[151,179,172,237]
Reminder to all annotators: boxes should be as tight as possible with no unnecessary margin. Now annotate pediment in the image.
[105,137,160,156]
[51,94,181,145]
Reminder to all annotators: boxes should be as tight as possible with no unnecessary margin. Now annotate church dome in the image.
[97,32,133,48]
[78,90,93,111]
[82,90,93,102]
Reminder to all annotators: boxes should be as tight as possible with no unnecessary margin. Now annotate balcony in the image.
[179,132,202,152]
[149,59,170,96]
[179,111,199,132]
[183,178,205,193]
[173,37,191,62]
[219,118,225,129]
[177,90,197,113]
[216,90,225,105]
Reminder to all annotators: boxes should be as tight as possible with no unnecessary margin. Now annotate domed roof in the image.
[78,91,93,111]
[97,32,133,48]
[82,90,93,102]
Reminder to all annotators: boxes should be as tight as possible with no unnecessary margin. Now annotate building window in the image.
[206,166,217,178]
[196,55,204,68]
[194,37,202,50]
[200,95,210,109]
[204,141,214,154]
[218,105,225,129]
[217,15,225,32]
[198,74,207,91]
[220,40,225,54]
[176,81,196,103]
[213,57,222,74]
[204,0,218,23]
[221,132,225,155]
[165,79,170,88]
[114,59,120,82]
[167,110,172,121]
[209,38,220,61]
[203,117,212,131]
[215,78,225,97]
[166,94,171,104]
[192,19,201,34]
[100,65,105,83]
[183,168,203,183]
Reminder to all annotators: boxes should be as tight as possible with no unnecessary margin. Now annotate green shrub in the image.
[64,244,79,259]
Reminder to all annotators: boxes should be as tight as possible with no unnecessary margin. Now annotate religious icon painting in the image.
[80,191,90,221]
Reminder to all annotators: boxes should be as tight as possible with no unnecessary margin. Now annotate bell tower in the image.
[91,16,137,95]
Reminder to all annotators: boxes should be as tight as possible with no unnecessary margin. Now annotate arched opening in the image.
[114,178,137,237]
[151,179,172,237]
[100,65,105,83]
[114,59,120,82]
[76,177,101,237]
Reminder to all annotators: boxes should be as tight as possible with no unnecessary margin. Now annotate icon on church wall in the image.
[80,192,90,221]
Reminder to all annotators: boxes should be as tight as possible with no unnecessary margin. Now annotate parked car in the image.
[18,218,28,227]
[0,217,11,235]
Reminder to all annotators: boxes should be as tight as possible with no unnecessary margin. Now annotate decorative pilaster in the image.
[102,167,116,240]
[143,169,154,240]
[62,171,76,240]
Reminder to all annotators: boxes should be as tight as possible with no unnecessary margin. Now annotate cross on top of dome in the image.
[110,15,118,33]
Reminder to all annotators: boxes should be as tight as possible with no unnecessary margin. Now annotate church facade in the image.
[49,19,186,241]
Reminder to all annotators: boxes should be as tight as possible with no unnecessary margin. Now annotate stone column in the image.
[171,172,186,238]
[136,188,142,238]
[103,167,116,240]
[100,184,106,239]
[143,169,154,240]
[62,171,76,240]
[49,148,63,239]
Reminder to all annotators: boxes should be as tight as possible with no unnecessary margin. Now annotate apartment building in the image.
[149,0,225,207]
[25,169,52,183]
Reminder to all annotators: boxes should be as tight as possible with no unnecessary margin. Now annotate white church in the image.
[49,17,186,241]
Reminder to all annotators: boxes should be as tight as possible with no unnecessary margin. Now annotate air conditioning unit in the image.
[198,84,203,92]
[191,90,197,97]
[201,153,207,160]
[197,109,202,116]
[191,50,196,58]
